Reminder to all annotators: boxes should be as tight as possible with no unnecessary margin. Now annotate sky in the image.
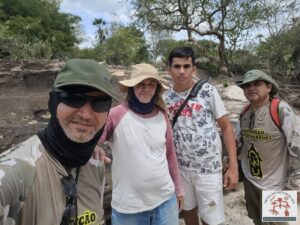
[60,0,132,48]
[60,0,187,48]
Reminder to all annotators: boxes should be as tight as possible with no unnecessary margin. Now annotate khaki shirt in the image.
[0,135,105,225]
[237,101,300,191]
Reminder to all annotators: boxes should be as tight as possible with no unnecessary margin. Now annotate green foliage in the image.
[0,0,82,59]
[147,29,173,63]
[227,17,300,80]
[71,24,149,65]
[253,18,300,79]
[100,24,149,65]
[70,47,99,60]
[155,39,187,64]
[193,39,221,76]
[153,38,221,76]
[93,18,107,44]
[223,82,229,88]
[1,0,298,81]
[197,59,220,77]
[0,34,52,60]
[129,0,269,71]
[230,49,261,75]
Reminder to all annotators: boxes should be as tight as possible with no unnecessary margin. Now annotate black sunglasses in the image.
[54,89,112,113]
[60,174,78,225]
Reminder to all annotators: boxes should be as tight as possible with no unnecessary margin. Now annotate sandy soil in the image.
[179,182,254,225]
[179,181,300,225]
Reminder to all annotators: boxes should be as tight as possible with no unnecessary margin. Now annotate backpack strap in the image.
[240,98,282,132]
[172,79,207,128]
[269,98,282,131]
[240,104,250,119]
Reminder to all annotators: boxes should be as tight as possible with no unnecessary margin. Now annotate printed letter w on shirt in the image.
[182,134,193,142]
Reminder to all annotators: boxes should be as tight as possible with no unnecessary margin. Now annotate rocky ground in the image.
[0,60,299,225]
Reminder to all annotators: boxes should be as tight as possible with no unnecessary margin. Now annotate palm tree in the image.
[92,18,107,44]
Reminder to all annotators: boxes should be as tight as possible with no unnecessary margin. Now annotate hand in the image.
[177,196,184,212]
[223,166,238,191]
[93,144,111,164]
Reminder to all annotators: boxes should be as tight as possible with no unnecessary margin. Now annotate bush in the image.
[0,35,53,60]
[195,56,220,77]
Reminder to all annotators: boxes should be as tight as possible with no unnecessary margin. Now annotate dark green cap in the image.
[54,59,118,100]
[236,69,279,96]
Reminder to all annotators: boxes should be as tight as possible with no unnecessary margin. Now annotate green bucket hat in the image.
[236,69,279,96]
[54,59,118,100]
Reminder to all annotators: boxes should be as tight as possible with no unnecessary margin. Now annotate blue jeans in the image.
[112,194,179,225]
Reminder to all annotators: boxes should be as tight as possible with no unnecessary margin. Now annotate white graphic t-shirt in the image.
[163,83,227,173]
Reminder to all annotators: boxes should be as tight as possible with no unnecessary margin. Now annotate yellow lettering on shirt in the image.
[242,128,272,141]
[77,210,97,225]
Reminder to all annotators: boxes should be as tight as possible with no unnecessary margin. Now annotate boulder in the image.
[221,85,248,102]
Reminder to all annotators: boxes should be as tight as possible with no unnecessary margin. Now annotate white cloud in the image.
[61,0,124,14]
[60,0,190,48]
[60,0,130,24]
[60,0,132,47]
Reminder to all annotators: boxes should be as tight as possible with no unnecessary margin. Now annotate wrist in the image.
[228,161,238,169]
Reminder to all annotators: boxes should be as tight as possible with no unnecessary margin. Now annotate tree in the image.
[155,39,187,64]
[93,18,108,44]
[148,29,173,63]
[0,0,82,59]
[255,17,300,80]
[259,0,299,37]
[102,24,149,65]
[290,18,300,81]
[130,0,261,72]
[129,0,267,74]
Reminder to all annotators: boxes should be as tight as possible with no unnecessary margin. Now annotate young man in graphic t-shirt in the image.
[163,46,238,225]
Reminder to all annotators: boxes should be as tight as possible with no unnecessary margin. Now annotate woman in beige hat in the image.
[99,63,184,225]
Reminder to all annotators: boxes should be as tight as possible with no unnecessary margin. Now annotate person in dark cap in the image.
[0,59,118,225]
[236,69,300,225]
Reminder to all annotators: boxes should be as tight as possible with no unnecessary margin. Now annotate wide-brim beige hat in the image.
[119,63,168,109]
[119,63,168,91]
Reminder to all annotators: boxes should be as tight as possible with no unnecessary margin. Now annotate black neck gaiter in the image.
[128,88,157,114]
[38,91,103,168]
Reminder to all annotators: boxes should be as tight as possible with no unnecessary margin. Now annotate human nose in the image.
[143,84,152,91]
[178,66,186,74]
[77,102,94,118]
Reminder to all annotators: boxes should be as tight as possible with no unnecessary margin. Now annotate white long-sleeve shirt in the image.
[100,103,183,213]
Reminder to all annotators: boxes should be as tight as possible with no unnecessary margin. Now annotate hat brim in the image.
[236,76,259,87]
[119,74,168,92]
[55,82,120,101]
[236,77,279,96]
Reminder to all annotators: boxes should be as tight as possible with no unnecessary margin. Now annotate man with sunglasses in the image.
[0,59,118,225]
[236,70,300,225]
